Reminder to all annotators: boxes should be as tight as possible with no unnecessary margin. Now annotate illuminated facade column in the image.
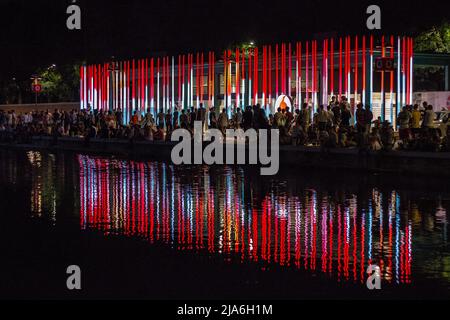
[254,47,258,105]
[157,58,160,112]
[339,38,342,99]
[275,44,279,98]
[370,35,374,109]
[268,45,272,110]
[354,36,358,104]
[409,37,414,105]
[362,36,366,106]
[381,36,385,121]
[397,37,401,115]
[330,39,334,98]
[305,41,309,104]
[389,36,394,124]
[236,48,240,109]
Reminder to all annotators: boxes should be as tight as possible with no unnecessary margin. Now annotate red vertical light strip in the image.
[312,41,315,102]
[194,53,198,105]
[199,53,202,104]
[142,58,145,112]
[410,37,414,105]
[288,43,292,97]
[268,45,272,104]
[362,36,366,103]
[142,59,146,111]
[339,38,342,98]
[119,62,122,111]
[306,41,309,102]
[254,47,258,103]
[248,48,252,104]
[402,37,406,105]
[275,44,279,97]
[132,59,136,112]
[390,35,395,117]
[142,59,145,112]
[405,38,409,105]
[330,39,334,96]
[236,48,240,107]
[80,65,84,108]
[98,64,101,110]
[181,55,185,108]
[345,37,349,98]
[381,35,385,119]
[150,58,154,111]
[355,35,358,103]
[99,64,102,110]
[262,46,266,105]
[407,37,411,104]
[315,40,318,102]
[241,48,245,106]
[202,52,205,104]
[282,43,286,94]
[92,65,96,110]
[178,55,181,106]
[138,59,141,112]
[213,51,215,106]
[299,42,302,106]
[146,59,149,111]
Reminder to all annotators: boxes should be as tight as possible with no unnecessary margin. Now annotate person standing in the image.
[423,105,436,130]
[172,106,179,129]
[157,109,165,129]
[397,106,412,142]
[411,104,422,135]
[218,108,229,135]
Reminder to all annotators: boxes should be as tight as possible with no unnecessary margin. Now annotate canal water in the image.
[0,148,449,299]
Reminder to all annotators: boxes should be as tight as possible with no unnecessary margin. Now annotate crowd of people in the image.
[1,96,449,152]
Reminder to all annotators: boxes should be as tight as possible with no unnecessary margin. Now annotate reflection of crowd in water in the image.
[1,96,449,152]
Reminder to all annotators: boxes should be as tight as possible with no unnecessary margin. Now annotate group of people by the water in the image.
[1,96,449,152]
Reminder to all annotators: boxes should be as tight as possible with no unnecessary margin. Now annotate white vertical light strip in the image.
[409,53,413,105]
[124,72,128,113]
[241,79,245,109]
[370,55,373,108]
[190,67,194,107]
[167,59,170,111]
[229,62,232,110]
[236,59,240,109]
[157,71,160,112]
[249,79,252,106]
[83,66,87,109]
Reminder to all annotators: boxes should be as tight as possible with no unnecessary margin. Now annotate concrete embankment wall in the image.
[0,102,79,113]
[2,136,450,177]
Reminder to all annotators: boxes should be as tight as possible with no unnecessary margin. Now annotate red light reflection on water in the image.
[78,155,412,284]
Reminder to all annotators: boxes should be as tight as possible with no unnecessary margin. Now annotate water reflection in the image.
[77,154,416,285]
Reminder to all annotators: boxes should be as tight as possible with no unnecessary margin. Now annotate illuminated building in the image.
[80,35,417,125]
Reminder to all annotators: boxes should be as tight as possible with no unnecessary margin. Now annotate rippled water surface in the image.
[1,149,449,299]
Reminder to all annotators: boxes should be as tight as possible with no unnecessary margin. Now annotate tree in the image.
[36,63,81,103]
[415,21,450,54]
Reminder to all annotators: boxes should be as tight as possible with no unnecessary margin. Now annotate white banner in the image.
[413,91,450,111]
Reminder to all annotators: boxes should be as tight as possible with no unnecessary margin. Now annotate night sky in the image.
[0,0,449,81]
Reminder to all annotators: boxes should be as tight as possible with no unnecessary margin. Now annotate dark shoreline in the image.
[2,136,450,177]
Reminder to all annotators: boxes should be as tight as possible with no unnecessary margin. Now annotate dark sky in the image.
[0,0,449,80]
